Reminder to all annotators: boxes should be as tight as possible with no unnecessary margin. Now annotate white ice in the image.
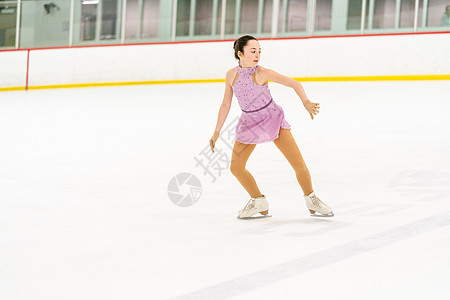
[0,80,449,300]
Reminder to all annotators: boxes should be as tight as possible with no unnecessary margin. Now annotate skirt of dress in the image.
[235,101,291,144]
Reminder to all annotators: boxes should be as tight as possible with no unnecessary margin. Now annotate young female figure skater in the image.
[209,35,334,219]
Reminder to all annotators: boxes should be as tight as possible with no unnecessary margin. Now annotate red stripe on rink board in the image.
[0,31,449,52]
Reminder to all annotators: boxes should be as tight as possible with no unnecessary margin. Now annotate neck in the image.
[239,61,256,68]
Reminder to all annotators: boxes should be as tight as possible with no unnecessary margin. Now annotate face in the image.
[238,39,261,66]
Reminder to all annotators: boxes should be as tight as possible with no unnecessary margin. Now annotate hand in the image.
[303,99,320,120]
[209,131,220,153]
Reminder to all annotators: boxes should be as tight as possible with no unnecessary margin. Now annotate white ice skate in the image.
[304,191,334,217]
[237,194,272,219]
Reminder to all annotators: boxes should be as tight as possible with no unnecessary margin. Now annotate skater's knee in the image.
[292,162,308,174]
[230,162,245,175]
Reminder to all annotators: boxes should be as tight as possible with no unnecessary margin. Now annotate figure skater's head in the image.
[233,35,260,67]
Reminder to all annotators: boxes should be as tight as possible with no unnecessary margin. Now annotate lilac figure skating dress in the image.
[232,63,291,144]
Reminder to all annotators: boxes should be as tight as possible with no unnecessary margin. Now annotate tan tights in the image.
[230,128,314,198]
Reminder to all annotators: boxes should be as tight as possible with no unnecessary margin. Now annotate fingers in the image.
[312,103,320,114]
[313,103,320,111]
[304,101,320,119]
[209,140,215,153]
[308,108,319,115]
[305,103,320,112]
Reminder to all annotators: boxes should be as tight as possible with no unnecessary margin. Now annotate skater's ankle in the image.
[304,190,314,196]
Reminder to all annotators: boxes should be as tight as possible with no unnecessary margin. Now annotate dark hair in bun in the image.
[233,35,258,60]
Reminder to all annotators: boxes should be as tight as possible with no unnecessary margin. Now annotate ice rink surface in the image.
[1,80,449,299]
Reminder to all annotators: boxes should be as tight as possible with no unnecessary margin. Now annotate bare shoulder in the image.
[258,65,268,71]
[256,65,272,81]
[257,65,271,74]
[227,66,238,76]
[225,66,238,85]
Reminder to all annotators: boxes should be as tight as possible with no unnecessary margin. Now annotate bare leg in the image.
[230,140,263,199]
[273,128,314,196]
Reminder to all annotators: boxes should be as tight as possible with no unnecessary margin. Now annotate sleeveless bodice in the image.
[230,62,292,144]
[232,63,273,113]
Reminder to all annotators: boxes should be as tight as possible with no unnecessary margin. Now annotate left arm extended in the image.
[265,68,309,104]
[265,68,320,120]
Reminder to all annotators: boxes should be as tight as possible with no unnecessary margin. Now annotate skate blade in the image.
[310,212,334,218]
[237,214,272,220]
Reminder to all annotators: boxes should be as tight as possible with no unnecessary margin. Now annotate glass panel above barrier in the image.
[5,0,449,50]
[142,0,159,38]
[262,0,273,34]
[195,0,213,35]
[80,0,98,41]
[19,0,71,48]
[214,0,223,36]
[176,0,190,36]
[240,0,258,34]
[279,0,308,34]
[74,0,144,46]
[125,0,138,39]
[100,0,119,40]
[347,0,364,31]
[400,0,417,28]
[0,0,17,48]
[314,0,332,32]
[225,0,236,34]
[427,0,450,27]
[417,0,424,27]
[372,0,396,29]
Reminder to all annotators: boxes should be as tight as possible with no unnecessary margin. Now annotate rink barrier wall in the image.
[1,31,449,92]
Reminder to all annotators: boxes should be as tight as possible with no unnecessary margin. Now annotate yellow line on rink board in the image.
[1,74,450,92]
[0,86,26,91]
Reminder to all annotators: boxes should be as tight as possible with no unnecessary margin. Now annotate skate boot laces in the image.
[239,195,268,218]
[242,199,256,214]
[310,195,323,208]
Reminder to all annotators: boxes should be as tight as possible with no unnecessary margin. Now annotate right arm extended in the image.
[214,70,233,132]
[209,70,234,152]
